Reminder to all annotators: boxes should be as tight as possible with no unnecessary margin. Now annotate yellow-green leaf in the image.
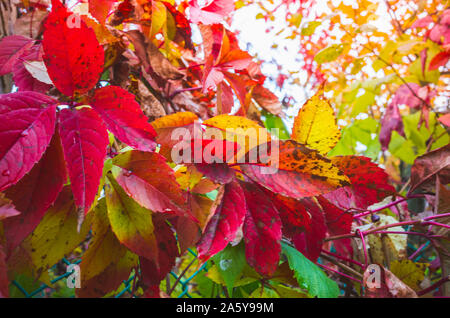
[292,90,341,155]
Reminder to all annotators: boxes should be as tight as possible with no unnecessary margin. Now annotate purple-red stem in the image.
[321,249,364,268]
[318,263,363,284]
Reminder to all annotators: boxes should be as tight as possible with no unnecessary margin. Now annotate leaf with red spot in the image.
[189,0,234,25]
[323,156,395,211]
[0,35,34,75]
[42,0,104,97]
[59,107,109,214]
[0,91,57,192]
[3,131,67,255]
[90,86,157,152]
[240,180,282,276]
[240,140,350,200]
[197,180,246,261]
[112,150,188,216]
[292,198,327,262]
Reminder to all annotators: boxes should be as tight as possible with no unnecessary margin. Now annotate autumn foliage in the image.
[0,0,449,298]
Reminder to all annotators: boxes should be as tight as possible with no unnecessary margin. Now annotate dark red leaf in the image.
[292,198,326,262]
[59,107,109,213]
[317,196,353,256]
[3,131,67,255]
[139,215,179,287]
[197,180,246,261]
[0,35,34,75]
[409,144,450,194]
[240,180,282,276]
[0,91,57,191]
[42,0,104,97]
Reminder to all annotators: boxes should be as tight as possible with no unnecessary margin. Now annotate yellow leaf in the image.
[151,111,198,129]
[292,89,341,155]
[150,1,167,39]
[390,260,429,291]
[23,187,92,278]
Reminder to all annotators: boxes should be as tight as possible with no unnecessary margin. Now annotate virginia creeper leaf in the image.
[42,0,104,96]
[0,35,34,75]
[91,86,157,152]
[59,107,109,214]
[197,180,246,261]
[292,89,341,155]
[112,150,187,216]
[240,180,282,277]
[105,175,159,262]
[282,242,340,298]
[3,131,67,255]
[323,155,395,210]
[0,91,57,191]
[241,140,350,199]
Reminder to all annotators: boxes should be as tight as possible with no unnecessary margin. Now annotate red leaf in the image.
[0,35,34,75]
[379,101,405,151]
[89,0,116,24]
[240,140,350,200]
[323,156,395,211]
[317,196,353,256]
[240,180,282,276]
[91,86,157,152]
[3,131,67,255]
[12,44,52,93]
[42,0,104,97]
[0,92,57,191]
[113,150,188,216]
[197,180,246,261]
[195,163,235,184]
[429,50,450,70]
[189,0,234,25]
[409,144,450,194]
[268,192,311,237]
[59,107,109,213]
[292,198,326,262]
[438,113,450,127]
[139,215,179,287]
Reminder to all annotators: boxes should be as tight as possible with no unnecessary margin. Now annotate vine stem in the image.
[321,249,364,268]
[318,263,363,284]
[356,229,368,269]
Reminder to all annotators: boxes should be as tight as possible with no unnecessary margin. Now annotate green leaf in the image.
[314,44,346,64]
[212,243,246,296]
[263,110,291,139]
[301,21,321,36]
[388,131,417,164]
[281,242,340,298]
